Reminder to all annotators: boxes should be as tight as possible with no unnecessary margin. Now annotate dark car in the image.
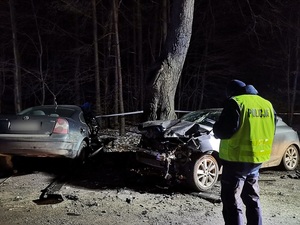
[136,108,300,192]
[0,105,115,163]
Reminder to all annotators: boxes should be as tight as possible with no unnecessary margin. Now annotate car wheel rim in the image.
[284,146,298,169]
[196,158,218,188]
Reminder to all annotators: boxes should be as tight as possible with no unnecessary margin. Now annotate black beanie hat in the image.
[226,79,246,98]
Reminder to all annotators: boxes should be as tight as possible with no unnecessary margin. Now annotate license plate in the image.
[10,121,40,131]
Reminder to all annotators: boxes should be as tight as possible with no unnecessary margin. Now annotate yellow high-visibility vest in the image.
[219,95,275,163]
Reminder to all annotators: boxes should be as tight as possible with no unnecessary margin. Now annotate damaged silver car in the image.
[136,108,300,192]
[0,105,115,164]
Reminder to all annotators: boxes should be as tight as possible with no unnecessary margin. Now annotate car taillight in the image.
[53,118,69,134]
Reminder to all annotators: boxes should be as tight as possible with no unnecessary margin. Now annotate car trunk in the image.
[0,115,57,135]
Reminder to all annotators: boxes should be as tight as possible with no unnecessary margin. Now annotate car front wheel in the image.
[187,154,219,192]
[281,144,299,171]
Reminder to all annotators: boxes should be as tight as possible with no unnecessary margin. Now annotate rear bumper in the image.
[0,139,76,158]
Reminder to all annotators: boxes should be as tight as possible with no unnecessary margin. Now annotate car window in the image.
[19,107,76,118]
[31,110,46,116]
[181,111,207,122]
[181,110,222,126]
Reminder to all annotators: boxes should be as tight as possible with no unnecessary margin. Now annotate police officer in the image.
[213,79,276,225]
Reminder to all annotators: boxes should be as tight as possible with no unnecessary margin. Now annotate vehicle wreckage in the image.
[136,112,221,192]
[135,108,300,192]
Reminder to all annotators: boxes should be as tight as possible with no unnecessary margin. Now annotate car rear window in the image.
[19,107,76,118]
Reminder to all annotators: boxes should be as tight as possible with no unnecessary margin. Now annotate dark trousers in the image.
[221,161,262,225]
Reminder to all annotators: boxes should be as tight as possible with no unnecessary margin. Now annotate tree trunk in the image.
[162,0,169,42]
[74,15,81,106]
[31,0,46,105]
[9,0,22,113]
[144,0,195,121]
[113,0,125,135]
[290,16,300,125]
[102,8,113,118]
[0,69,4,113]
[136,1,144,110]
[92,0,101,114]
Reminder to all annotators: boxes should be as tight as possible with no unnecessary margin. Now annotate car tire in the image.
[187,154,219,192]
[0,156,13,172]
[75,141,89,166]
[281,144,299,171]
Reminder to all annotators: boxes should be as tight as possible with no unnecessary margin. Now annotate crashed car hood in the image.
[139,119,211,138]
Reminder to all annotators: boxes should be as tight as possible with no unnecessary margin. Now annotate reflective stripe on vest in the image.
[219,95,275,163]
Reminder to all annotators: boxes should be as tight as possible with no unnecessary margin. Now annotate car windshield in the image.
[181,109,222,126]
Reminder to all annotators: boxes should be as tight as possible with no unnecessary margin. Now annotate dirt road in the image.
[0,152,299,225]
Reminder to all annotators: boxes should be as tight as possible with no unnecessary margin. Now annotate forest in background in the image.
[1,0,300,125]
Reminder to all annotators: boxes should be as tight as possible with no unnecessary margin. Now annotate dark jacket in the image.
[213,85,274,139]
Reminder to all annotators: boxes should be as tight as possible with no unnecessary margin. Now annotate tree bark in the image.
[9,0,22,112]
[144,0,195,121]
[136,1,144,110]
[290,16,300,125]
[0,69,4,113]
[74,15,81,106]
[113,0,125,135]
[92,0,101,114]
[31,0,46,105]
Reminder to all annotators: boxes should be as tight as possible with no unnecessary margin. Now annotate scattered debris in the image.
[190,191,221,204]
[280,170,300,179]
[65,194,79,201]
[33,175,67,205]
[259,178,276,182]
[33,193,64,205]
[0,176,12,186]
[67,212,81,216]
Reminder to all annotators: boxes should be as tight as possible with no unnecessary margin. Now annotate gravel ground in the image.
[0,128,300,225]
